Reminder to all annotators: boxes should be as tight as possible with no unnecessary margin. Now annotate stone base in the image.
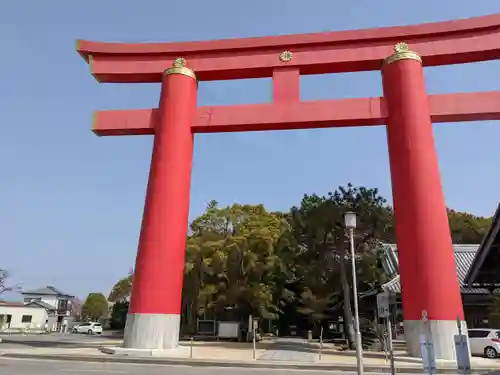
[100,345,190,358]
[404,319,469,360]
[124,313,180,350]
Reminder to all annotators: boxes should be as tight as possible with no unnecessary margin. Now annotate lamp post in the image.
[344,211,364,375]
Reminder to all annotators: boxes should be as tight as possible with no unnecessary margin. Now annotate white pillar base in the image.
[123,313,180,350]
[404,319,469,360]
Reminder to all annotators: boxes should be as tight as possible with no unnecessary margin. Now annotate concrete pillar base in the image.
[123,313,180,350]
[404,319,469,360]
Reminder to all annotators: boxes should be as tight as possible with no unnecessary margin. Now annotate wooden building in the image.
[376,243,497,328]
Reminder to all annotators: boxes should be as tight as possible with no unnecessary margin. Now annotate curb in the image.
[1,352,499,374]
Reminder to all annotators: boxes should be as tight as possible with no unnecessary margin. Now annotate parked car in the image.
[468,328,500,358]
[72,322,103,335]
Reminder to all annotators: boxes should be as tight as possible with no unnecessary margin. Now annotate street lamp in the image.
[344,211,364,375]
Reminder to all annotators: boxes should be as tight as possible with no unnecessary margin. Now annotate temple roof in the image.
[380,243,488,295]
[464,203,500,288]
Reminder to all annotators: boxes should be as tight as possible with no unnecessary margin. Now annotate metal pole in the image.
[422,311,435,375]
[456,316,471,375]
[386,317,395,375]
[319,326,323,360]
[349,227,364,375]
[252,321,256,360]
[190,337,193,358]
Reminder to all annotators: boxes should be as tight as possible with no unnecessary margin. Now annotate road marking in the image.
[58,369,128,374]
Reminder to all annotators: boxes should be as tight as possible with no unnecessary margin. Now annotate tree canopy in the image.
[108,271,133,303]
[108,184,492,341]
[447,209,491,244]
[81,293,109,321]
[182,201,294,331]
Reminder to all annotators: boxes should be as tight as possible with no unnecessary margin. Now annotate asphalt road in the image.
[0,358,418,375]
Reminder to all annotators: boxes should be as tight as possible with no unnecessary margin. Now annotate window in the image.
[468,330,489,338]
[21,315,32,323]
[57,299,68,311]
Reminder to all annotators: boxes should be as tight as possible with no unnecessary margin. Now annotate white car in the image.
[72,322,103,335]
[468,328,500,358]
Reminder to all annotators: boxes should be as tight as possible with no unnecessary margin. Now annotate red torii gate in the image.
[78,14,500,359]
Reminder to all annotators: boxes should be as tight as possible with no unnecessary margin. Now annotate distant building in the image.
[376,244,496,328]
[0,286,76,332]
[0,301,48,331]
[465,203,500,290]
[22,285,74,312]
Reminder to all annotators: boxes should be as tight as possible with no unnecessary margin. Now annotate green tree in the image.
[108,270,133,303]
[182,201,295,333]
[82,293,109,321]
[447,209,492,244]
[109,301,129,329]
[289,184,392,348]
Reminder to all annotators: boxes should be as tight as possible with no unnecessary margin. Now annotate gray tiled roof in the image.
[22,285,73,297]
[380,244,488,295]
[464,203,500,287]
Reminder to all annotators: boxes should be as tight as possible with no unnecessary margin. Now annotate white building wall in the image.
[0,306,48,330]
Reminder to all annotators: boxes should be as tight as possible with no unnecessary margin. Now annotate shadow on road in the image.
[0,339,104,348]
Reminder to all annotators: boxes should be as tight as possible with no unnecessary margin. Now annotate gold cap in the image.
[383,42,422,66]
[164,57,197,81]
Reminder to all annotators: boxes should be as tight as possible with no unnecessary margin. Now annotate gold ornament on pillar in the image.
[172,57,186,68]
[383,42,422,66]
[164,57,197,81]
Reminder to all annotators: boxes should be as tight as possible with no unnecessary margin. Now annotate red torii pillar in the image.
[382,44,464,358]
[123,59,197,351]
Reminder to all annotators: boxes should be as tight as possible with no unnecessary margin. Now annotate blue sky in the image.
[1,1,500,300]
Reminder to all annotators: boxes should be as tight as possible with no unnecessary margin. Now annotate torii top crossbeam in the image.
[79,13,500,82]
[78,14,500,137]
